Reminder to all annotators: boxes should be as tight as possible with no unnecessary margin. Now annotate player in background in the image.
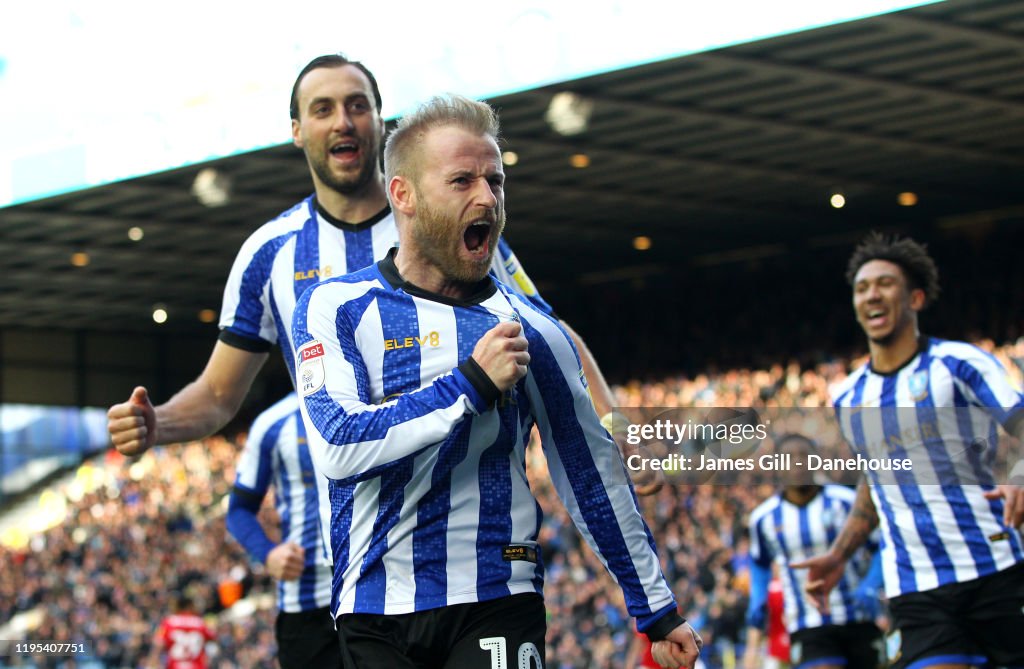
[156,593,215,669]
[292,93,700,669]
[745,434,883,669]
[225,392,336,668]
[106,53,658,492]
[794,233,1024,669]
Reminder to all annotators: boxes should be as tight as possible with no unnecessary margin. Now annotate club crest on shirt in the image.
[908,370,929,401]
[297,340,326,397]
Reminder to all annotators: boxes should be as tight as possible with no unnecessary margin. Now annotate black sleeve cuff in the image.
[645,610,687,642]
[230,485,265,511]
[218,330,273,353]
[457,358,502,409]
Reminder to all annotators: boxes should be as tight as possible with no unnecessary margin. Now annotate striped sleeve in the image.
[293,279,489,482]
[516,300,677,630]
[940,342,1024,429]
[219,203,305,347]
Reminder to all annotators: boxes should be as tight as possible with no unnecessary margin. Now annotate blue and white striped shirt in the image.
[228,392,332,612]
[218,195,554,571]
[832,336,1024,597]
[292,252,676,628]
[749,485,878,633]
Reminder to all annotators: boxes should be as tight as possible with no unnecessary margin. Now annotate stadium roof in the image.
[2,0,1022,337]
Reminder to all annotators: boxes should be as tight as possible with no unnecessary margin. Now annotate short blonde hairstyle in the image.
[384,94,500,189]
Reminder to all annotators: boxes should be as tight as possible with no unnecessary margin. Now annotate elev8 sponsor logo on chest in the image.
[383,331,441,351]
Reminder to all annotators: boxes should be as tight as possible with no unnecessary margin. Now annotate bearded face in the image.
[411,182,505,284]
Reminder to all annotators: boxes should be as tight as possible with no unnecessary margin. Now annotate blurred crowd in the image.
[1,337,1021,669]
[0,439,280,669]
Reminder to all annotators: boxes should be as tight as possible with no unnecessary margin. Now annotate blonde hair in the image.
[383,94,500,189]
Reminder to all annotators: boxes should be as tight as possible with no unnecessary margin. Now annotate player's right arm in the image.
[294,281,527,480]
[791,476,878,611]
[108,222,291,456]
[107,342,268,455]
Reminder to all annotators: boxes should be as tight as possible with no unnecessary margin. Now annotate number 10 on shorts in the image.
[479,636,543,669]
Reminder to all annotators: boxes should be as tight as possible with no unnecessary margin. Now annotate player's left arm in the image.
[519,308,695,651]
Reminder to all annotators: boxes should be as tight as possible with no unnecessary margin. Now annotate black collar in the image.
[313,198,391,231]
[377,248,497,307]
[868,333,930,376]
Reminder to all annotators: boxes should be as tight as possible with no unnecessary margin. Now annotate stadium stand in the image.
[1,338,1021,668]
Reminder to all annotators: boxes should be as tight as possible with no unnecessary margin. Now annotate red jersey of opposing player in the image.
[157,596,215,669]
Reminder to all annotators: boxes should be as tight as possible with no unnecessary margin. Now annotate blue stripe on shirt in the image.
[378,292,422,402]
[344,227,375,278]
[330,480,356,617]
[293,201,321,301]
[354,459,414,613]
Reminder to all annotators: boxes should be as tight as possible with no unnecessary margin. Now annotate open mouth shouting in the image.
[463,220,494,259]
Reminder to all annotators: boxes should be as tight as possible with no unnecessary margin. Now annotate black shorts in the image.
[336,593,546,669]
[276,606,343,669]
[789,622,884,669]
[886,561,1024,669]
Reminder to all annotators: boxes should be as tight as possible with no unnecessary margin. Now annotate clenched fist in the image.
[471,321,530,392]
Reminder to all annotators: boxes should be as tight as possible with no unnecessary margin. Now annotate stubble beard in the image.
[308,140,380,197]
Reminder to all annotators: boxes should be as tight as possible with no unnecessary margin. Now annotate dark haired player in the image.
[794,233,1024,669]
